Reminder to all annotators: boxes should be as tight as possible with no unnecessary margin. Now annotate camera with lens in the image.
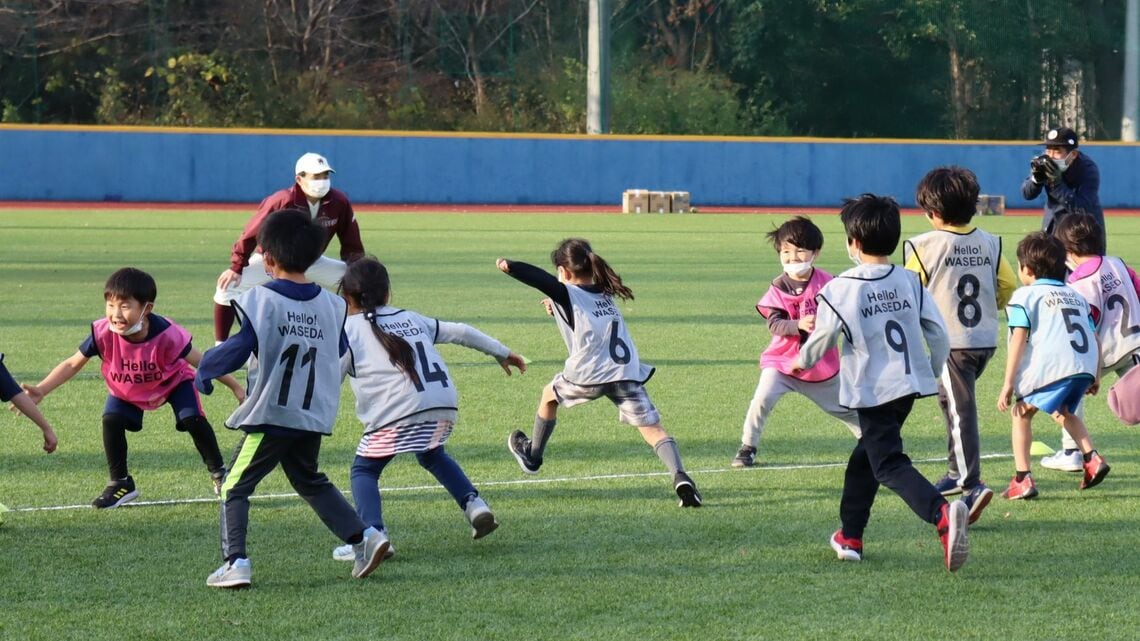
[1030,153,1055,181]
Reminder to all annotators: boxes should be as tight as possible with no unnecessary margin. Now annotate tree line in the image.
[0,1,1126,140]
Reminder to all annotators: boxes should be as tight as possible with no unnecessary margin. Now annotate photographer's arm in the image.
[1050,159,1100,214]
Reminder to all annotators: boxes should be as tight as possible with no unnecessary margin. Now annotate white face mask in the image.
[109,316,145,336]
[782,260,814,278]
[847,244,862,266]
[1053,151,1074,173]
[302,178,331,199]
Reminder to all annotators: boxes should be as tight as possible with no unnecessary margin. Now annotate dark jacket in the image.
[1021,151,1103,234]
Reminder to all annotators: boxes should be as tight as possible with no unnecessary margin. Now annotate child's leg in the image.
[416,446,479,508]
[349,454,394,530]
[802,376,862,438]
[102,413,134,480]
[1011,406,1036,472]
[278,433,368,544]
[740,368,794,448]
[1051,410,1094,453]
[938,350,992,488]
[530,383,561,459]
[170,381,225,474]
[219,432,290,561]
[839,439,878,539]
[637,424,684,474]
[857,397,946,526]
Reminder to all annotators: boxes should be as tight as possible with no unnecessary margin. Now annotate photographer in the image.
[1021,126,1103,235]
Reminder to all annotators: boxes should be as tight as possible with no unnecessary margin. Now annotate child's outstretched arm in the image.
[997,327,1029,412]
[8,392,58,453]
[194,322,256,395]
[436,320,527,376]
[792,296,841,372]
[917,288,950,377]
[497,258,572,319]
[22,350,90,404]
[184,347,246,403]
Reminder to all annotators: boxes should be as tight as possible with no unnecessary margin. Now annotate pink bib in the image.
[756,269,840,382]
[93,317,195,410]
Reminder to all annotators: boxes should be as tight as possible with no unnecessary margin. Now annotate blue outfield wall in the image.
[2,125,1138,208]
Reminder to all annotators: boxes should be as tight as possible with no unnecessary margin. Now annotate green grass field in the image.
[2,208,1140,641]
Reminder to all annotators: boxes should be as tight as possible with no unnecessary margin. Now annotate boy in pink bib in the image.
[25,268,244,508]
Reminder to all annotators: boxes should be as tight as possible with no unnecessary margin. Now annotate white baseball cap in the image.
[295,152,335,176]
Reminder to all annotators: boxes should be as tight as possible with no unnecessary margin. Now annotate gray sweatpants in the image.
[937,348,994,489]
[219,430,365,560]
[740,368,861,449]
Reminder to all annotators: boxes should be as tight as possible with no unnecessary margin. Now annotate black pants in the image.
[840,395,945,539]
[938,348,994,488]
[219,430,365,560]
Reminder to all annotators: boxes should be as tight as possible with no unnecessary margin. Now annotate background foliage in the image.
[0,1,1128,138]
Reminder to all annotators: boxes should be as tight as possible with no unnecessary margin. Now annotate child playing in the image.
[732,216,861,468]
[2,354,58,453]
[196,208,388,589]
[792,194,970,572]
[997,231,1110,499]
[497,238,702,507]
[903,166,1017,522]
[329,257,527,562]
[24,268,240,507]
[1045,214,1140,467]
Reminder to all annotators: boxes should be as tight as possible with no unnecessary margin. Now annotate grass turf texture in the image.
[2,209,1139,640]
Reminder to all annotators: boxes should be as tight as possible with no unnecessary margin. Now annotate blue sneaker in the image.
[962,483,993,525]
[932,475,963,496]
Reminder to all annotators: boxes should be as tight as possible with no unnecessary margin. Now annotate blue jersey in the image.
[1006,279,1098,397]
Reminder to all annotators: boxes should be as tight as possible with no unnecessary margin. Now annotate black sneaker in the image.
[731,445,756,468]
[507,430,542,474]
[674,471,702,507]
[92,476,139,509]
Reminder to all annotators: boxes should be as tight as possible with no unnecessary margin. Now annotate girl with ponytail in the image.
[331,257,527,561]
[497,238,702,508]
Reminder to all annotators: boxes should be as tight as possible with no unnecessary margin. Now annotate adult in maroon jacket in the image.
[212,152,366,343]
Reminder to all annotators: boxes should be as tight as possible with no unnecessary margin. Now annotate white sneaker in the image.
[464,497,499,540]
[351,526,390,579]
[207,558,251,589]
[1040,450,1083,472]
[334,530,394,561]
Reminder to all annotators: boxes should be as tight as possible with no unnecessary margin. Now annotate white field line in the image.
[5,453,1012,514]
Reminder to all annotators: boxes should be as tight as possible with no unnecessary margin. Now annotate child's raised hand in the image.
[798,315,815,333]
[499,351,527,376]
[496,258,510,273]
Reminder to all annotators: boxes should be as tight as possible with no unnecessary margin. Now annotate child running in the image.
[997,231,1110,499]
[903,166,1017,522]
[24,268,240,507]
[732,216,861,468]
[329,257,527,563]
[792,194,969,572]
[2,354,58,453]
[497,238,702,507]
[1045,214,1140,468]
[196,209,387,588]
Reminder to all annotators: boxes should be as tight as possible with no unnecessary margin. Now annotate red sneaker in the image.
[1000,474,1038,500]
[1079,453,1110,490]
[936,501,970,572]
[829,529,862,562]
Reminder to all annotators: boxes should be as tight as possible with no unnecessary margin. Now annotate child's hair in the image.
[1052,213,1106,257]
[915,166,980,226]
[338,257,420,386]
[1016,232,1067,281]
[839,193,901,256]
[766,216,824,252]
[257,208,324,273]
[104,267,157,304]
[550,238,634,301]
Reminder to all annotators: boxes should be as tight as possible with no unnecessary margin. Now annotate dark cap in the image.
[1043,127,1079,148]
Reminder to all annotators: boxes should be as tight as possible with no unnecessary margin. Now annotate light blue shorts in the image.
[1022,375,1094,415]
